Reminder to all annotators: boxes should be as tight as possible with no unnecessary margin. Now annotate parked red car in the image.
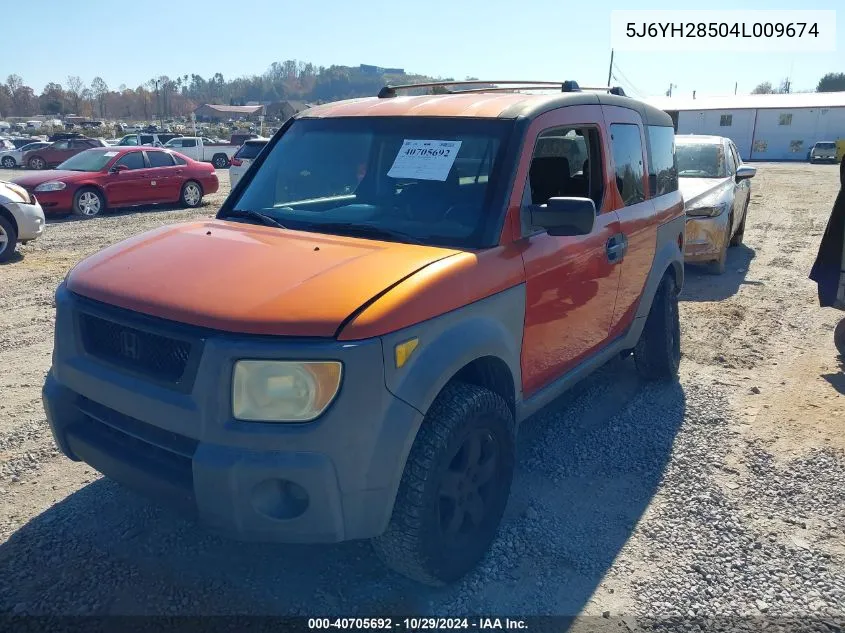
[23,137,107,170]
[13,147,219,217]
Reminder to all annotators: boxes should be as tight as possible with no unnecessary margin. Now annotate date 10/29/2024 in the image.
[307,617,529,630]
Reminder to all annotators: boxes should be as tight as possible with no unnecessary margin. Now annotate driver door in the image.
[103,151,150,206]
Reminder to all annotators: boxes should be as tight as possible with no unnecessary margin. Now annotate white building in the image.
[647,92,845,161]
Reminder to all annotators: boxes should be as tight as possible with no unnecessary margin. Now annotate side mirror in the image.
[529,197,597,237]
[109,163,128,174]
[736,165,756,181]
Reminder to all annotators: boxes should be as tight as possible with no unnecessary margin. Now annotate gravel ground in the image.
[0,163,844,627]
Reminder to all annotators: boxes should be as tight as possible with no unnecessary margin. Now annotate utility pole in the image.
[667,83,677,97]
[734,82,738,95]
[607,49,614,88]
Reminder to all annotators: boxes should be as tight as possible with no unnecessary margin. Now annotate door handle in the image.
[606,233,628,264]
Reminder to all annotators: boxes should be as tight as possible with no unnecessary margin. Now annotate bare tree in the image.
[66,75,84,114]
[91,76,109,118]
[751,81,774,94]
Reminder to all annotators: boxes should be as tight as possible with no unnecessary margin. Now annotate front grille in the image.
[79,312,192,384]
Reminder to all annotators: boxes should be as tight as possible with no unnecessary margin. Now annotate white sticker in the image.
[104,151,118,157]
[387,139,462,181]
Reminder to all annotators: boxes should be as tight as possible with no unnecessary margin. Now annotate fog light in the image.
[251,478,309,520]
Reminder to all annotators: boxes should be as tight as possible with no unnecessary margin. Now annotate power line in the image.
[610,61,645,97]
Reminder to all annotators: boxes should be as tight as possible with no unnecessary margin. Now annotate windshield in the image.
[56,150,114,172]
[676,142,727,178]
[228,117,512,248]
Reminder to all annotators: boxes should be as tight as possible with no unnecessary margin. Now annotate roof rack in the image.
[377,80,627,98]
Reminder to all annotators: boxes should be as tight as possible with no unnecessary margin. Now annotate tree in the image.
[817,72,845,92]
[91,76,109,117]
[39,82,66,114]
[752,81,774,94]
[66,75,84,114]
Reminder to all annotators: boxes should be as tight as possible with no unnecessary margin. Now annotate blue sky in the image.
[9,0,842,98]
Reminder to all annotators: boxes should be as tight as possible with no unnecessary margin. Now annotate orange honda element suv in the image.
[43,80,685,585]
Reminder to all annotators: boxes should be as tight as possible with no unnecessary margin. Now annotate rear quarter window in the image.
[609,123,645,206]
[235,141,268,160]
[646,125,678,197]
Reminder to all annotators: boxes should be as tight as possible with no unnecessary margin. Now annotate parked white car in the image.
[810,141,838,164]
[0,141,51,168]
[163,136,240,168]
[0,180,45,262]
[229,137,269,188]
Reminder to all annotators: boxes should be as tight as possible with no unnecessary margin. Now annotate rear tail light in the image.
[230,157,243,167]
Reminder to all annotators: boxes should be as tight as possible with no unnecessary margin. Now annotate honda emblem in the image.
[119,330,141,360]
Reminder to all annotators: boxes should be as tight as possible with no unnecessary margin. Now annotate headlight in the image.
[5,182,30,203]
[34,181,67,192]
[232,360,342,422]
[686,201,727,218]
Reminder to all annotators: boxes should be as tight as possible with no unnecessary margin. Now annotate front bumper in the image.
[43,284,424,543]
[30,189,72,214]
[7,200,46,241]
[683,213,730,263]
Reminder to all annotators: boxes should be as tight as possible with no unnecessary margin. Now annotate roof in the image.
[298,92,673,126]
[675,134,728,144]
[647,91,845,112]
[194,104,264,114]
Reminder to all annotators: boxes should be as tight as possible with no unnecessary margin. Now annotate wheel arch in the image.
[380,286,526,421]
[0,204,19,234]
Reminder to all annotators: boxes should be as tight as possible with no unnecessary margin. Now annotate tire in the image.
[180,181,203,208]
[212,154,229,169]
[372,381,515,586]
[0,214,18,263]
[634,274,681,381]
[730,203,747,247]
[708,214,732,275]
[28,156,46,170]
[1,156,16,169]
[72,187,105,217]
[835,318,845,357]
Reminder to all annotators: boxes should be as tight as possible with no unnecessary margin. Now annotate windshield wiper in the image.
[307,222,425,245]
[220,209,286,229]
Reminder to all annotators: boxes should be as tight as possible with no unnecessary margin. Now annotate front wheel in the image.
[730,203,748,247]
[634,274,681,380]
[708,214,732,275]
[180,181,203,208]
[2,156,16,169]
[835,318,845,357]
[0,215,18,263]
[372,382,515,586]
[73,187,105,217]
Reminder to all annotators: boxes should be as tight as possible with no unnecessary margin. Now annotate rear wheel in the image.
[0,215,18,263]
[212,154,229,169]
[28,156,46,170]
[1,156,16,169]
[73,187,105,217]
[180,181,203,208]
[634,274,681,380]
[372,382,515,586]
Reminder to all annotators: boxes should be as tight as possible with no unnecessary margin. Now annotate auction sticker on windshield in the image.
[387,139,462,181]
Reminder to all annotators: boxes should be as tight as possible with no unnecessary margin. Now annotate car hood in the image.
[66,220,461,337]
[679,177,732,208]
[13,170,87,187]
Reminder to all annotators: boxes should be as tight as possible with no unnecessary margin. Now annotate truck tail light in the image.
[230,156,242,167]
